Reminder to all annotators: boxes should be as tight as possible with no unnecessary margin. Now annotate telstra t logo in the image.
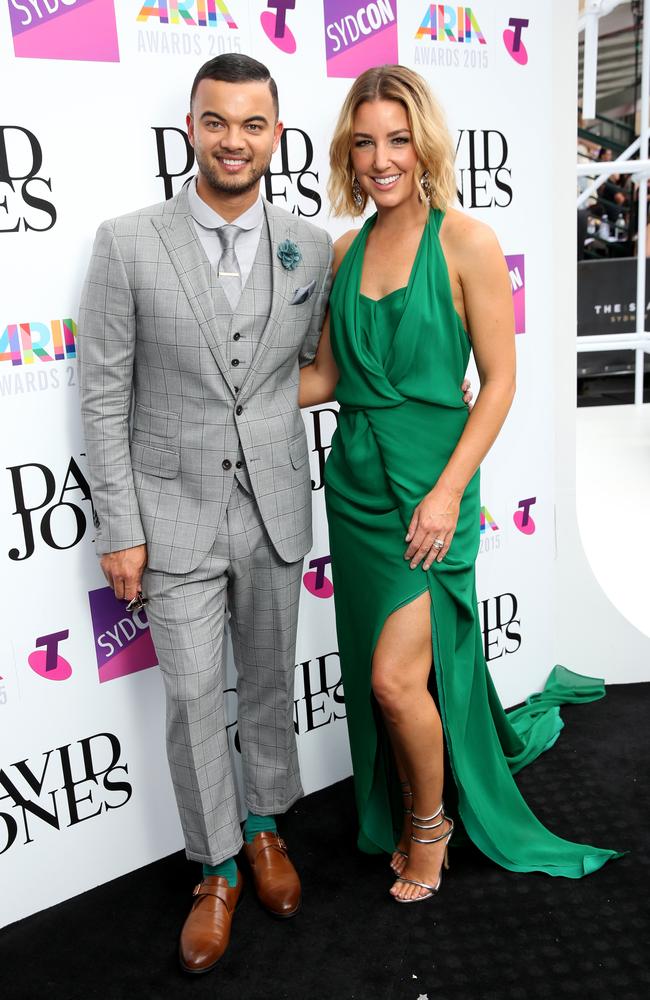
[503,17,529,65]
[261,1,297,53]
[513,497,536,535]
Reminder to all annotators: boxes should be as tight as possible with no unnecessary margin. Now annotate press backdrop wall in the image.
[1,0,570,926]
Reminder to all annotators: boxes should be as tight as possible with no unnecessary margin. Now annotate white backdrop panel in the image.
[2,0,563,926]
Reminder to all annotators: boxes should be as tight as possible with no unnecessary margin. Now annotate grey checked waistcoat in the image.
[217,220,273,495]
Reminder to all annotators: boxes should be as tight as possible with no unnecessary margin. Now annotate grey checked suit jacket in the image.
[78,189,333,574]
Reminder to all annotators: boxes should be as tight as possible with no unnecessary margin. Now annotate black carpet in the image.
[3,683,648,1000]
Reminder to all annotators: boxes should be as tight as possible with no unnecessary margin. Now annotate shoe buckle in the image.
[277,837,287,851]
[192,883,202,896]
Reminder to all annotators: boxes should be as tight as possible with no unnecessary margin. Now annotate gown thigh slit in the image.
[324,208,622,877]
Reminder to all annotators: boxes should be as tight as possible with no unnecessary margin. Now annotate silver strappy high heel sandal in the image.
[390,781,413,872]
[392,803,454,903]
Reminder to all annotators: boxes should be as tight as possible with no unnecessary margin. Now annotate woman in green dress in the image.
[300,65,620,902]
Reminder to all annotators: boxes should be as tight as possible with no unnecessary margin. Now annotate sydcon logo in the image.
[0,126,56,233]
[505,254,525,334]
[88,586,158,684]
[7,0,119,62]
[324,0,398,78]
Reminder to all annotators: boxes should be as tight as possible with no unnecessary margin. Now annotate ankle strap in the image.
[411,803,444,826]
[411,814,454,846]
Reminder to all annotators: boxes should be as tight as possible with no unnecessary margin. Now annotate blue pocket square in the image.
[290,280,317,305]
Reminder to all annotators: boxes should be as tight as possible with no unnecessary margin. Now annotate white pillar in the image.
[634,0,650,404]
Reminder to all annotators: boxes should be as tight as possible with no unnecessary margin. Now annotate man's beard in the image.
[196,148,271,196]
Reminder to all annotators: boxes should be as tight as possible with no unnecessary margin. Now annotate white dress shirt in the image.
[186,175,264,290]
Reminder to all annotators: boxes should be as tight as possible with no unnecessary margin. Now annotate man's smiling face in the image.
[187,78,283,198]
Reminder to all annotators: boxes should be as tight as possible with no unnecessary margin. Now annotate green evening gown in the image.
[324,208,622,878]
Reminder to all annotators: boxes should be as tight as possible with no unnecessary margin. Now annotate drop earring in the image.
[352,176,363,208]
[420,170,432,205]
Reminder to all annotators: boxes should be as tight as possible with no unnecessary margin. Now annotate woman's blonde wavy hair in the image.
[328,64,457,218]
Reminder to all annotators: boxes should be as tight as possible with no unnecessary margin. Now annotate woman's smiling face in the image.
[350,99,419,208]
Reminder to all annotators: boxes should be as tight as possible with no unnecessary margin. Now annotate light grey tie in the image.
[216,224,242,309]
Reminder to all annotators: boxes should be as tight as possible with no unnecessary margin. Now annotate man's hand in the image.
[462,378,474,409]
[100,545,148,602]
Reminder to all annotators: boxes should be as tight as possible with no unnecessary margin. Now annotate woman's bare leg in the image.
[390,743,412,874]
[372,591,452,901]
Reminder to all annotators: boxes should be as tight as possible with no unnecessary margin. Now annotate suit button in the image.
[233,332,241,341]
[222,459,232,471]
[231,358,240,367]
[236,461,243,469]
[236,405,243,416]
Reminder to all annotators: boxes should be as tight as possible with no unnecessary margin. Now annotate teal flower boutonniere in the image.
[277,239,302,271]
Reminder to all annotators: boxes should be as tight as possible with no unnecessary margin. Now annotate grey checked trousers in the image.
[143,480,304,864]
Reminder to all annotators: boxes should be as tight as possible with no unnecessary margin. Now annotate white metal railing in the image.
[578,0,649,405]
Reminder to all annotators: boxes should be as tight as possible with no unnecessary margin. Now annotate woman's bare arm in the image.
[298,230,357,408]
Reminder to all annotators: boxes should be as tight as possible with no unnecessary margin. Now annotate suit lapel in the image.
[152,190,236,394]
[236,199,293,397]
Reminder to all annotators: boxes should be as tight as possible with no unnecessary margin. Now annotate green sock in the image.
[244,812,277,843]
[202,857,238,888]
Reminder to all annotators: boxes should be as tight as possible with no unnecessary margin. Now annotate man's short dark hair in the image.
[190,54,279,119]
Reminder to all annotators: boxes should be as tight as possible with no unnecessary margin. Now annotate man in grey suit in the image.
[79,54,332,973]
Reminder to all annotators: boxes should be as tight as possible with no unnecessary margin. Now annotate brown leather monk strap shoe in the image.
[178,872,243,974]
[243,831,301,918]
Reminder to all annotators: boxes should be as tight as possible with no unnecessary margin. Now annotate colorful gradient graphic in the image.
[513,497,536,535]
[261,1,296,53]
[8,0,119,62]
[324,0,398,78]
[505,254,525,335]
[89,587,158,684]
[136,0,237,27]
[503,16,529,65]
[0,319,76,366]
[303,555,334,599]
[28,630,72,682]
[480,506,499,534]
[416,5,486,43]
